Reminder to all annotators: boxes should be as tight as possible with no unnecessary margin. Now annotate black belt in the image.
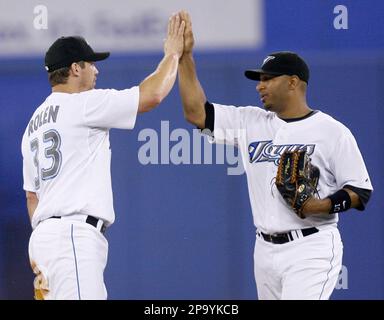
[259,227,319,244]
[51,215,106,234]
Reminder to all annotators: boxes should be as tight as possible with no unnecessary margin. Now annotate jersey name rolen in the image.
[248,140,316,165]
[28,105,60,136]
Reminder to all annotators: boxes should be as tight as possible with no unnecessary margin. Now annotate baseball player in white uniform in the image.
[21,14,185,300]
[178,12,373,299]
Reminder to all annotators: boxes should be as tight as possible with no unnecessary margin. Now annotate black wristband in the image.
[328,189,352,214]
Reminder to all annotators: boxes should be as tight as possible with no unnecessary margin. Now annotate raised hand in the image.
[179,11,194,56]
[164,13,185,59]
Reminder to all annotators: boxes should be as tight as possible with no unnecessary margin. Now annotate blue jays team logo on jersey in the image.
[248,140,316,165]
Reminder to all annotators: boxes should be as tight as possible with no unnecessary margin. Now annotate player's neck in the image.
[277,102,312,119]
[276,94,311,119]
[52,83,82,94]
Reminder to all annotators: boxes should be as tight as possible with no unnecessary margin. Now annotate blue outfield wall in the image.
[265,0,384,50]
[0,49,383,299]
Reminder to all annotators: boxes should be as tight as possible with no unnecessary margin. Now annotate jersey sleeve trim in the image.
[343,184,373,211]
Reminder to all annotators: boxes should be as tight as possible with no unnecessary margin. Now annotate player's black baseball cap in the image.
[44,36,110,72]
[244,51,309,83]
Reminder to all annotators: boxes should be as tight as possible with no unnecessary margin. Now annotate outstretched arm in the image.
[178,11,207,129]
[138,14,185,113]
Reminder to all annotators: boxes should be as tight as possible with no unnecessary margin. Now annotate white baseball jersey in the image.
[22,87,139,230]
[212,103,373,234]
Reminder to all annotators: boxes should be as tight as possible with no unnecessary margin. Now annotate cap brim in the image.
[87,52,110,62]
[244,69,283,81]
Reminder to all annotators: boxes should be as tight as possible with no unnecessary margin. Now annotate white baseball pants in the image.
[254,226,343,300]
[28,217,108,300]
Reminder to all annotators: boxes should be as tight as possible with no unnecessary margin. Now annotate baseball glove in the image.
[275,150,320,218]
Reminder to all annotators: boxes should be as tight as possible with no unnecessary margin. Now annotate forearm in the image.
[178,53,207,128]
[303,188,361,215]
[138,53,179,113]
[26,192,38,222]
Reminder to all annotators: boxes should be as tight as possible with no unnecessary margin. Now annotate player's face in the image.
[256,74,291,112]
[79,61,99,91]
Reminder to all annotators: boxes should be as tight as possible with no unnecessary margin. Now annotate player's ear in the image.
[69,62,81,76]
[288,76,300,90]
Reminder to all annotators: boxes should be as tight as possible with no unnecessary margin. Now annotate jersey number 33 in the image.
[30,129,62,190]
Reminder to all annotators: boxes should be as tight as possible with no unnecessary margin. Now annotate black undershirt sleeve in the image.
[343,184,372,211]
[203,101,215,132]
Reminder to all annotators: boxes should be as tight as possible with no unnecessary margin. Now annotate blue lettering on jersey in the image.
[248,140,316,165]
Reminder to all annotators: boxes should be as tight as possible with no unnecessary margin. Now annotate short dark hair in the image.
[48,61,86,87]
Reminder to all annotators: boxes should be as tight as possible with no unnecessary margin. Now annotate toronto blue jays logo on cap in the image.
[262,56,275,66]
